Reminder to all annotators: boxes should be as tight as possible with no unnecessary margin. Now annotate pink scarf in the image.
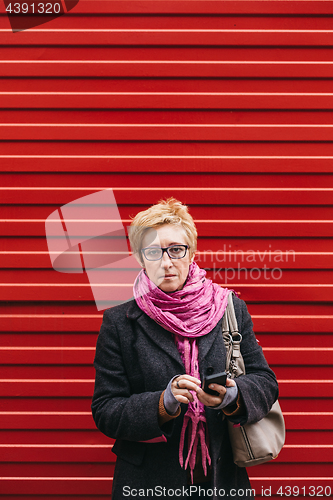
[133,261,230,482]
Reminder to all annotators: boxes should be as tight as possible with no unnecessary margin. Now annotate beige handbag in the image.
[222,292,285,467]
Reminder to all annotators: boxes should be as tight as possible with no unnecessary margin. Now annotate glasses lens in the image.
[168,245,186,259]
[143,245,187,260]
[144,248,162,260]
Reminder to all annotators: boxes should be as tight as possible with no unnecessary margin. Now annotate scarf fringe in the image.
[179,339,212,484]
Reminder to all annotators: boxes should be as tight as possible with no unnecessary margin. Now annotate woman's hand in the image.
[197,378,236,407]
[171,375,201,404]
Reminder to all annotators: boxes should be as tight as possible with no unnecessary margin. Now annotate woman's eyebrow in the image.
[145,242,185,247]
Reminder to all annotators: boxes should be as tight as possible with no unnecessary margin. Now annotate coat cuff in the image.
[207,383,238,410]
[158,390,181,427]
[164,374,182,414]
[222,391,244,417]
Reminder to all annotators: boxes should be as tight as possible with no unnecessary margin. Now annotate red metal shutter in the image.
[1,0,333,497]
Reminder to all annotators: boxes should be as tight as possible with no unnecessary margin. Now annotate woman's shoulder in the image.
[229,292,253,331]
[102,298,134,318]
[230,292,247,315]
[97,300,140,346]
[102,298,141,323]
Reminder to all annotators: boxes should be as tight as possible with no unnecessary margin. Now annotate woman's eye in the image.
[170,246,182,254]
[147,249,159,256]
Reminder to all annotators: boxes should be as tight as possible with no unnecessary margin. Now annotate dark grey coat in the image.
[91,295,278,500]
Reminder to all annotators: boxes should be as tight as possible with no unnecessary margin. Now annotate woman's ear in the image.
[190,251,195,264]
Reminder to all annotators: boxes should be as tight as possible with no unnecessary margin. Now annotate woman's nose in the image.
[160,251,173,267]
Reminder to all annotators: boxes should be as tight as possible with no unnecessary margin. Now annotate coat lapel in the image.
[126,300,225,371]
[197,319,223,365]
[126,300,185,370]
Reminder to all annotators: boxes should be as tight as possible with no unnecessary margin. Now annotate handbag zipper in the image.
[240,426,255,460]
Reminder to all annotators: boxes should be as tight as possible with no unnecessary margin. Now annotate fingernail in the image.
[209,384,215,389]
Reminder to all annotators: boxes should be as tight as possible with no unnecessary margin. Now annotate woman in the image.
[91,198,278,500]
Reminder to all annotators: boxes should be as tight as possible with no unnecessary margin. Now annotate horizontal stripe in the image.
[1,476,332,480]
[0,477,112,480]
[0,347,95,350]
[2,155,333,159]
[0,284,133,287]
[1,444,332,449]
[2,346,332,352]
[1,61,333,79]
[0,314,331,318]
[3,91,333,96]
[3,124,333,127]
[2,284,333,288]
[0,412,91,415]
[1,251,332,255]
[0,380,94,383]
[3,218,333,222]
[1,60,333,64]
[251,478,333,480]
[3,31,333,47]
[0,444,110,447]
[3,29,333,33]
[283,445,333,448]
[0,314,102,318]
[264,347,333,351]
[2,159,333,173]
[3,186,333,190]
[1,124,333,141]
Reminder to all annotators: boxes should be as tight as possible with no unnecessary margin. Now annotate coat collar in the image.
[126,298,144,321]
[126,299,222,369]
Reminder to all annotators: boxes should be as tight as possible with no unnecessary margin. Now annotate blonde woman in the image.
[92,198,278,500]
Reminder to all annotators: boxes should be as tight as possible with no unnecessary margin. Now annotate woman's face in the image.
[141,224,194,293]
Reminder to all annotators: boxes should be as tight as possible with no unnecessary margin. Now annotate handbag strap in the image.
[223,291,245,378]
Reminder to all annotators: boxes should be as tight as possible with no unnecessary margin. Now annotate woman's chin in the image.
[157,279,179,293]
[158,284,178,293]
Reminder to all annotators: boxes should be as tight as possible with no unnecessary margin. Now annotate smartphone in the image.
[203,371,227,396]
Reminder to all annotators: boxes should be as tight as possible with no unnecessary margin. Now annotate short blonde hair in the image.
[129,198,197,263]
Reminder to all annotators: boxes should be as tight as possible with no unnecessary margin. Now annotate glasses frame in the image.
[141,244,189,261]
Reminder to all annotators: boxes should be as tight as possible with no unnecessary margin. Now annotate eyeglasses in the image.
[141,244,189,261]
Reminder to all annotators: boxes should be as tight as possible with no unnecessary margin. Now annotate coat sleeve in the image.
[227,296,279,426]
[91,308,168,442]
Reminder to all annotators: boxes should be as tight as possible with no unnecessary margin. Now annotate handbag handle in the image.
[223,292,245,378]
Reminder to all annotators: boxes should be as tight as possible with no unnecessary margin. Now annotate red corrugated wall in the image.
[1,0,333,497]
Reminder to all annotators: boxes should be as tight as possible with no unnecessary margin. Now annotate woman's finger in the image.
[174,394,191,404]
[197,387,222,406]
[197,383,229,406]
[175,374,201,385]
[171,376,200,393]
[173,380,199,393]
[208,383,227,396]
